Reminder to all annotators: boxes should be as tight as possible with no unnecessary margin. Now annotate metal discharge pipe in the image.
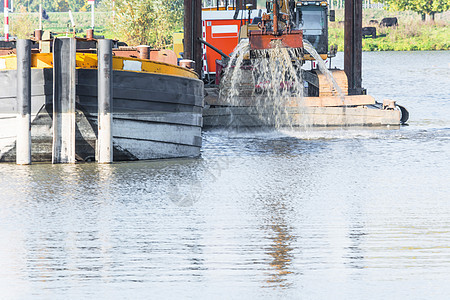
[198,38,230,59]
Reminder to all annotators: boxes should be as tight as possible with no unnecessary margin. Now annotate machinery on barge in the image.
[193,0,409,128]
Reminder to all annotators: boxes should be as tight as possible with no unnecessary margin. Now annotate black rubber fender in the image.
[397,104,409,124]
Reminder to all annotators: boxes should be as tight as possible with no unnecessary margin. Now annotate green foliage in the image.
[104,0,183,48]
[10,5,39,38]
[374,0,450,19]
[328,16,450,51]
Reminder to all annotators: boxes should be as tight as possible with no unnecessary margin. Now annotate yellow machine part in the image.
[315,69,349,96]
[0,53,198,79]
[173,32,184,59]
[303,54,329,61]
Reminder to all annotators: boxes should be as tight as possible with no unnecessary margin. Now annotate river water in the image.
[1,51,449,299]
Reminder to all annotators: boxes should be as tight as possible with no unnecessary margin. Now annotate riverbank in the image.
[329,9,450,51]
[1,9,449,51]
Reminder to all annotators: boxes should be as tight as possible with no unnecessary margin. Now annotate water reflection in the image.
[1,50,450,298]
[255,193,297,288]
[344,202,367,271]
[265,222,295,288]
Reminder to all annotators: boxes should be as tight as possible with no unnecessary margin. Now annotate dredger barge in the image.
[184,0,408,128]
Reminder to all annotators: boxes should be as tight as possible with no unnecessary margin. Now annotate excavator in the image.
[197,0,409,127]
[200,0,343,99]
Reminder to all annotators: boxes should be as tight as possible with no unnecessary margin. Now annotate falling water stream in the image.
[303,40,346,103]
[220,39,347,128]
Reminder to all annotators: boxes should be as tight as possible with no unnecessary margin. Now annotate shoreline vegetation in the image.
[0,8,449,52]
[329,9,450,51]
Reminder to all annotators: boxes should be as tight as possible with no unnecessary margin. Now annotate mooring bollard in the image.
[137,45,150,60]
[16,39,32,165]
[52,37,76,164]
[97,39,113,163]
[86,28,94,40]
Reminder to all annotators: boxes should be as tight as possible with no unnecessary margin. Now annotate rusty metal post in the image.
[184,0,192,60]
[97,39,113,163]
[273,0,279,34]
[344,0,363,95]
[137,45,150,60]
[16,39,32,165]
[184,0,203,77]
[52,37,76,164]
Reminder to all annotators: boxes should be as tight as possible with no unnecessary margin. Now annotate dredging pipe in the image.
[16,39,32,165]
[198,38,230,59]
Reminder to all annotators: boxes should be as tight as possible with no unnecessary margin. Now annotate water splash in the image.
[220,39,349,129]
[219,39,252,106]
[220,39,306,129]
[252,40,305,128]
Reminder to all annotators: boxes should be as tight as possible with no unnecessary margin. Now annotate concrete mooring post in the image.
[52,37,76,164]
[16,39,32,165]
[97,39,113,163]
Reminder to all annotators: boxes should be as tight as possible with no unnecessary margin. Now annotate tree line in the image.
[3,0,447,47]
[375,0,450,20]
[6,0,449,17]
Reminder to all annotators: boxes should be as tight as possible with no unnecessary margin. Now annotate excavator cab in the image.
[293,1,330,55]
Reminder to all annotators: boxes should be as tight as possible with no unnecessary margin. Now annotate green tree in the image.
[10,5,38,38]
[106,0,183,48]
[377,0,450,21]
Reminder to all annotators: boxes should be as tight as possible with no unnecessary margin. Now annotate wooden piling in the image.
[52,37,76,164]
[16,39,32,165]
[97,39,113,163]
[344,0,363,95]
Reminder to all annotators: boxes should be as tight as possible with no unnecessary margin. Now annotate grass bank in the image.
[328,9,450,51]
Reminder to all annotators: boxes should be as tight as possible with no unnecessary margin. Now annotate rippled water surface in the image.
[1,51,450,299]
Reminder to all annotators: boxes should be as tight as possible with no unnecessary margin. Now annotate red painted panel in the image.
[204,19,244,74]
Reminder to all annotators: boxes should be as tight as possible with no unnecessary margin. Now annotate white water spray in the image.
[220,39,347,129]
[220,39,306,128]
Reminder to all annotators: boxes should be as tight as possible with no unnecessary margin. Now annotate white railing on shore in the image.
[329,0,386,9]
